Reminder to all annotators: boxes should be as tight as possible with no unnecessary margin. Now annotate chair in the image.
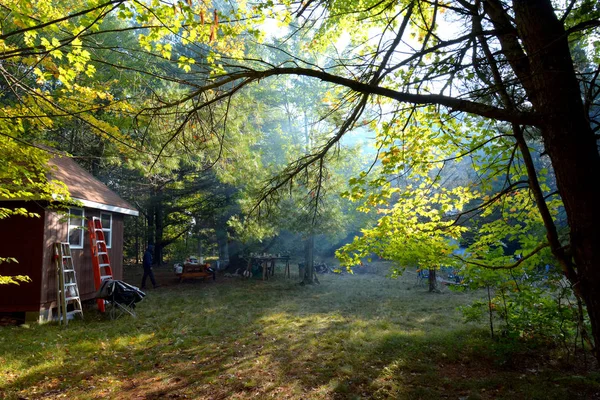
[96,279,146,319]
[417,268,430,286]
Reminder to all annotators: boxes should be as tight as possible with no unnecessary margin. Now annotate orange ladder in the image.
[88,217,113,312]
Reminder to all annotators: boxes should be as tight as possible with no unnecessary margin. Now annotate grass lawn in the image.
[1,263,599,399]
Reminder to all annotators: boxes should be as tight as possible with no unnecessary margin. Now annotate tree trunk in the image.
[154,202,164,265]
[226,238,240,270]
[135,216,140,265]
[147,203,155,249]
[513,0,600,357]
[428,268,437,293]
[303,233,315,284]
[216,226,229,262]
[260,235,278,254]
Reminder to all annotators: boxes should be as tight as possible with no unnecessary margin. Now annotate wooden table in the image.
[177,262,215,283]
[245,255,291,280]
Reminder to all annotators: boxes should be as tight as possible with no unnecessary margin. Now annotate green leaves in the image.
[337,179,471,270]
[336,98,561,299]
[0,137,72,285]
[0,138,70,207]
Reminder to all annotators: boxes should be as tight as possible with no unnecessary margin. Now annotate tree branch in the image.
[453,242,550,270]
[183,67,538,125]
[0,0,125,40]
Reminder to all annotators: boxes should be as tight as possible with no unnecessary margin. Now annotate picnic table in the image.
[244,254,291,280]
[176,258,215,283]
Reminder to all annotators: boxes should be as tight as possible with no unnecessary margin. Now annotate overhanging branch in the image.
[453,242,550,270]
[200,67,539,126]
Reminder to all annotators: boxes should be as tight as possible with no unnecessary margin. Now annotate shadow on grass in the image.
[1,270,599,399]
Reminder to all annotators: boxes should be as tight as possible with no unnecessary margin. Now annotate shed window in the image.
[100,212,112,248]
[67,208,85,249]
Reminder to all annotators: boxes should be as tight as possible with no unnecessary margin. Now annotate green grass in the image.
[1,264,598,399]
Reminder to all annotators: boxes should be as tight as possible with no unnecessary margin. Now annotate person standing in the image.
[141,244,159,289]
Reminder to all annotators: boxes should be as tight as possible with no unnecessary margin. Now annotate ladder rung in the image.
[101,275,113,280]
[66,310,83,319]
[98,252,108,255]
[99,263,111,267]
[55,241,84,322]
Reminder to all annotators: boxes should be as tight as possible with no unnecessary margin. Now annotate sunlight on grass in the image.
[0,267,598,399]
[111,333,155,349]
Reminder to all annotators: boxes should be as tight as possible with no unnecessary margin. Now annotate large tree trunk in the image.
[226,238,241,270]
[154,201,164,265]
[216,226,229,262]
[135,216,140,265]
[197,236,203,260]
[303,233,315,284]
[428,268,437,293]
[147,203,155,249]
[512,0,600,357]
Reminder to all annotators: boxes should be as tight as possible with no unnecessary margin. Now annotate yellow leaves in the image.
[155,43,173,60]
[33,67,47,84]
[69,84,113,103]
[184,27,199,44]
[85,64,96,78]
[138,34,152,52]
[23,30,37,46]
[278,9,293,27]
[71,25,86,36]
[57,67,76,88]
[178,56,195,72]
[95,91,111,101]
[41,38,52,51]
[70,37,82,47]
[40,37,63,59]
[50,38,62,59]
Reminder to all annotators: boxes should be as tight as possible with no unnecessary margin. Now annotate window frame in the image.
[100,212,112,248]
[67,207,85,249]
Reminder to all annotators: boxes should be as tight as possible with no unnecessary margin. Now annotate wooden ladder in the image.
[88,217,113,312]
[54,242,83,324]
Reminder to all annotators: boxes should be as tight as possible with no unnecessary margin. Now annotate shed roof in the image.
[49,156,139,216]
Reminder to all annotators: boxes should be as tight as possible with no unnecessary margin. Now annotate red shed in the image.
[0,155,138,322]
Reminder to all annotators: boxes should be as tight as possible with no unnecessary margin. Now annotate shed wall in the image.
[41,209,124,309]
[0,202,45,312]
